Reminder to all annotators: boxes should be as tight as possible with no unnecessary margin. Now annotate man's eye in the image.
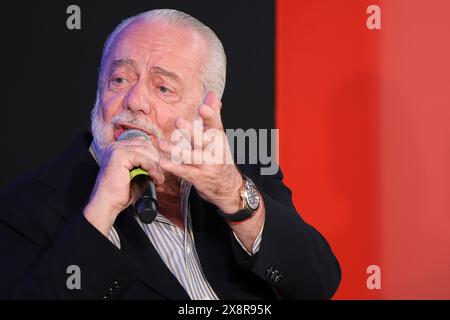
[158,86,170,94]
[111,77,127,85]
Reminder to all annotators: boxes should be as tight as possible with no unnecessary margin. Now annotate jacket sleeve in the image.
[0,206,136,300]
[230,166,341,299]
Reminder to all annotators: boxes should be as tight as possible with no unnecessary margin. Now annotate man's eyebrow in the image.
[110,58,137,71]
[150,66,181,83]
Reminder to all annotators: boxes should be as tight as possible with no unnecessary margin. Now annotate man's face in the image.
[92,20,207,152]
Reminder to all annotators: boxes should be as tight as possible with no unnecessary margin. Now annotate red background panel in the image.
[276,0,450,299]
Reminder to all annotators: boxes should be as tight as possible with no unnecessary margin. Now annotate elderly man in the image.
[0,9,340,299]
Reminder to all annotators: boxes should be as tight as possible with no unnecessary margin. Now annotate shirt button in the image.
[186,246,191,254]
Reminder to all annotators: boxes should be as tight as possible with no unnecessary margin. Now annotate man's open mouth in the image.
[113,123,158,145]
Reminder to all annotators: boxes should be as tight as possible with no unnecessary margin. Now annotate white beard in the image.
[90,103,112,155]
[90,100,163,156]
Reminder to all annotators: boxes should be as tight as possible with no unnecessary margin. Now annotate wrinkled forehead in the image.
[105,19,207,77]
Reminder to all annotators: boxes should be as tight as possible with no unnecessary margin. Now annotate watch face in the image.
[245,179,260,211]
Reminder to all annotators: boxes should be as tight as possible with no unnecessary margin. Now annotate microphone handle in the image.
[131,173,159,224]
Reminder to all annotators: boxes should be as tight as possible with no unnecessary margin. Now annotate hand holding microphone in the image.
[117,129,159,224]
[84,129,164,236]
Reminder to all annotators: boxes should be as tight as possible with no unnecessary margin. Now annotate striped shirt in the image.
[89,142,263,300]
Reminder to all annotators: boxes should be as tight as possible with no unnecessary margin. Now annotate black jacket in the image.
[0,133,340,299]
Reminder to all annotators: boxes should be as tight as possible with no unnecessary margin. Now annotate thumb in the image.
[203,91,221,111]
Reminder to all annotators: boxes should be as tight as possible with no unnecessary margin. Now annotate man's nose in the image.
[124,79,152,115]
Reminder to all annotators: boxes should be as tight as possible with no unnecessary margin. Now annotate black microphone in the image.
[117,129,159,224]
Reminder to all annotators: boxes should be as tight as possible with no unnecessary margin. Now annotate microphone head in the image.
[117,129,150,142]
[117,128,151,179]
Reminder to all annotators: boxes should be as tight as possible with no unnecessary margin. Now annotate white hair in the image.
[97,8,227,99]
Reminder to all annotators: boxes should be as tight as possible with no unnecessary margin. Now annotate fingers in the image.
[105,90,224,185]
[199,91,223,130]
[173,94,224,149]
[203,91,221,112]
[158,138,204,165]
[109,139,165,184]
[175,117,204,149]
[158,158,199,183]
[199,104,223,131]
[126,147,165,184]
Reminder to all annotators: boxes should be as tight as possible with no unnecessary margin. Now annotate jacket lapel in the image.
[114,207,190,299]
[189,188,234,299]
[34,133,99,223]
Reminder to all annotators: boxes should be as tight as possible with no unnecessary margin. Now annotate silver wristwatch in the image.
[217,176,261,222]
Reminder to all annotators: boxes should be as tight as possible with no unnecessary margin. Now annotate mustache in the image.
[110,112,162,139]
